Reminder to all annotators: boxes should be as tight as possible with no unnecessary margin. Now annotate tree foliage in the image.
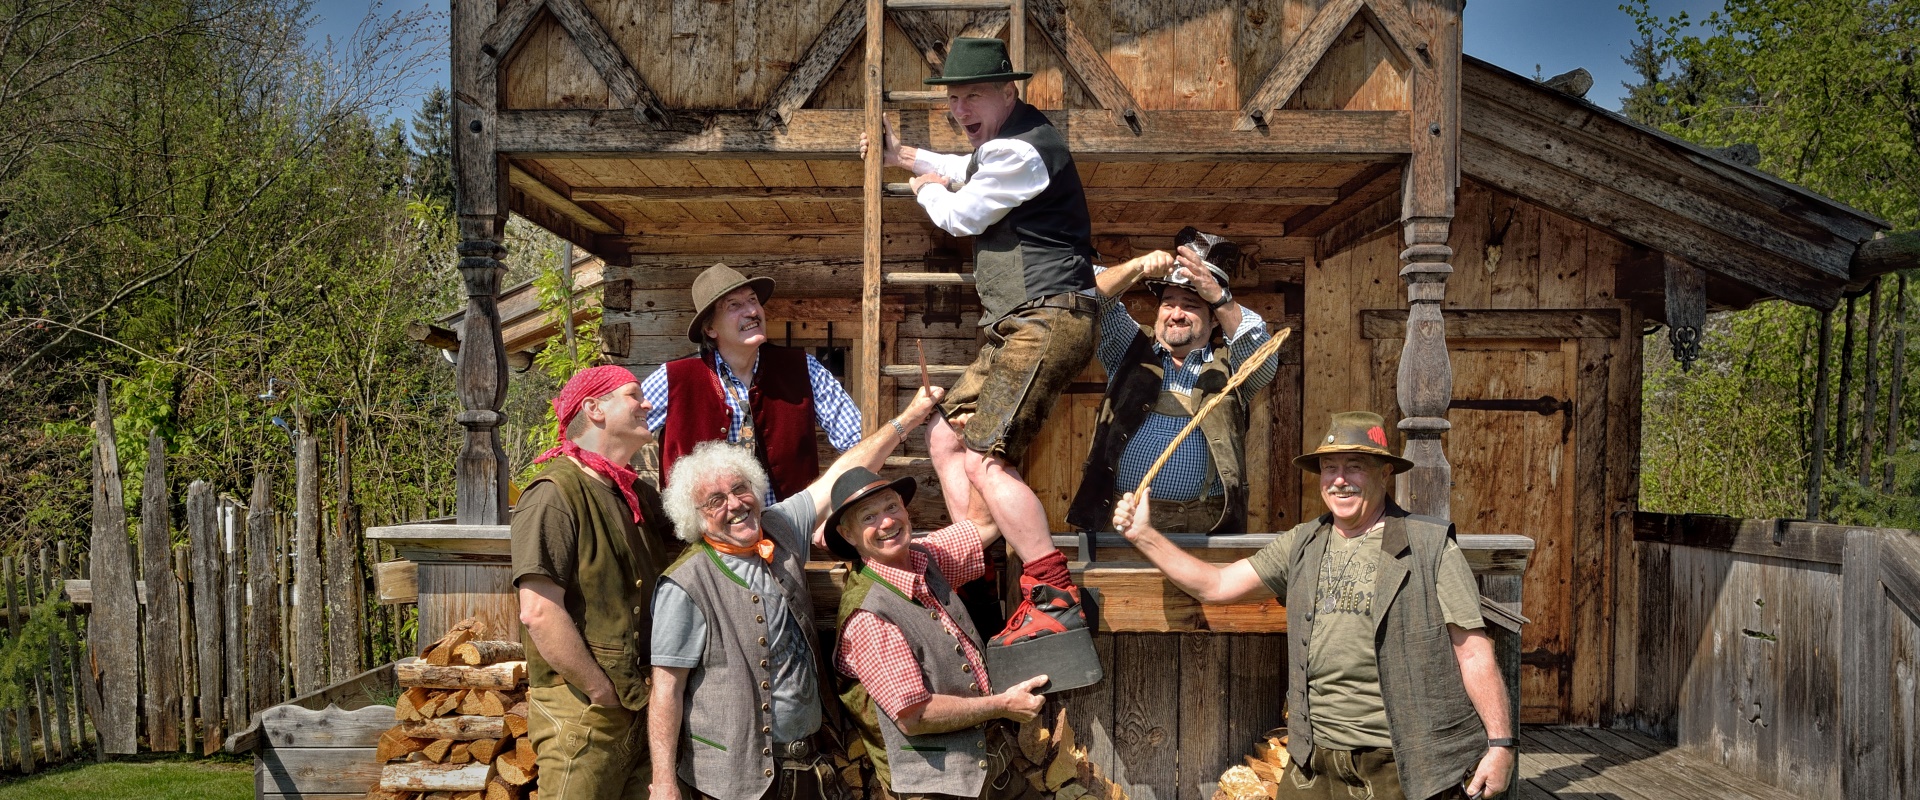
[1623,0,1919,526]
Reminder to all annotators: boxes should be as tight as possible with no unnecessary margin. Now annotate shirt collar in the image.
[712,350,762,385]
[863,548,930,602]
[1151,338,1215,366]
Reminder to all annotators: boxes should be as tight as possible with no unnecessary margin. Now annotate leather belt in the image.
[1016,291,1100,315]
[772,738,815,759]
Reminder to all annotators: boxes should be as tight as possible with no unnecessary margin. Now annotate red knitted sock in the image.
[1021,551,1073,590]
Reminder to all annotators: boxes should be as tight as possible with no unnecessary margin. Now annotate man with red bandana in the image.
[511,365,682,800]
[859,36,1101,690]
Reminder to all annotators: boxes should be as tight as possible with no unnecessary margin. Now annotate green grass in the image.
[0,755,253,800]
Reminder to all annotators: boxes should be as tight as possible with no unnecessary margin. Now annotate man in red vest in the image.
[643,263,864,503]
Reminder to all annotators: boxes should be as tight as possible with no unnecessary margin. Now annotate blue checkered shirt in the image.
[1094,276,1277,501]
[642,351,863,503]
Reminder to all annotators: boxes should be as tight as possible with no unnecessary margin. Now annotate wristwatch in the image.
[1486,738,1517,749]
[1208,290,1234,310]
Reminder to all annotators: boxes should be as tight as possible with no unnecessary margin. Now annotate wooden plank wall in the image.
[504,1,1413,114]
[1309,179,1640,725]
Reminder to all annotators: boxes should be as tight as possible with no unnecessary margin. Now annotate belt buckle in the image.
[781,739,812,759]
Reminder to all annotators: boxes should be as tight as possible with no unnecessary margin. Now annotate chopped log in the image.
[398,658,526,690]
[379,728,434,762]
[1049,707,1075,758]
[495,753,536,786]
[1044,745,1085,791]
[845,736,865,761]
[479,690,510,717]
[459,689,486,716]
[402,715,508,741]
[423,739,455,763]
[470,738,504,764]
[450,742,473,765]
[1056,784,1091,800]
[454,793,483,800]
[454,641,525,666]
[432,689,468,718]
[1017,713,1052,764]
[840,763,864,789]
[1243,755,1281,783]
[1213,765,1266,800]
[1023,767,1046,793]
[512,737,536,769]
[382,760,494,793]
[486,777,525,800]
[365,788,411,800]
[421,618,489,659]
[425,794,455,800]
[396,688,426,721]
[504,705,529,738]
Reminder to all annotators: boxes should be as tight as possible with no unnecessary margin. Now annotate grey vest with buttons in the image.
[966,101,1095,326]
[660,540,825,800]
[1280,504,1486,800]
[836,549,994,797]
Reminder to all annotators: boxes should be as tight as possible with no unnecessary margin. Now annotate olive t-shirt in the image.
[1246,517,1483,750]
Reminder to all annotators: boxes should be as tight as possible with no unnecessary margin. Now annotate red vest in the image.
[660,345,821,500]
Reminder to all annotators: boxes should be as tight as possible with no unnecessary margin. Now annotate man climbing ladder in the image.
[860,36,1104,692]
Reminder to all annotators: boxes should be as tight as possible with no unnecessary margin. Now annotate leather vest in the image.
[1067,326,1247,533]
[1281,505,1487,800]
[967,102,1095,326]
[836,551,995,797]
[659,541,826,800]
[660,344,820,499]
[516,460,678,710]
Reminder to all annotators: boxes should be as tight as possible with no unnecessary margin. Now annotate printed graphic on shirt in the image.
[1314,531,1377,620]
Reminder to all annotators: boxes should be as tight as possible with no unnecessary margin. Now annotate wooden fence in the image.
[1620,511,1920,799]
[26,379,416,771]
[0,544,91,773]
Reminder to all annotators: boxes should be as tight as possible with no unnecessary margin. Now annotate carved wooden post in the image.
[452,0,509,524]
[1396,0,1462,519]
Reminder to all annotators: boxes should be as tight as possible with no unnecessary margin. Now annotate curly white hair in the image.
[661,440,770,543]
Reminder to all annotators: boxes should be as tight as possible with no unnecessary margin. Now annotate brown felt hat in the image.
[688,263,775,343]
[1293,411,1415,474]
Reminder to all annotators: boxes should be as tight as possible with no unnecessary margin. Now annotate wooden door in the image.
[1442,339,1578,723]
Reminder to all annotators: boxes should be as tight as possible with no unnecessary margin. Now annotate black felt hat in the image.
[924,37,1032,85]
[1146,226,1239,298]
[820,466,918,560]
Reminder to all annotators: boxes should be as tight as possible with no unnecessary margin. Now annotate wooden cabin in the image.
[389,1,1912,798]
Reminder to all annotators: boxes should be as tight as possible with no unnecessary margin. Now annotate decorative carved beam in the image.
[1663,253,1706,369]
[478,0,545,59]
[1236,0,1364,130]
[756,0,866,129]
[544,0,671,128]
[1027,0,1140,131]
[452,0,509,525]
[1394,0,1462,520]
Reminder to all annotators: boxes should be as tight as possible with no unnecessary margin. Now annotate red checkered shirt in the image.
[834,521,991,720]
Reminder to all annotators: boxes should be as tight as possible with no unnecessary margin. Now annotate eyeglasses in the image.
[699,483,757,514]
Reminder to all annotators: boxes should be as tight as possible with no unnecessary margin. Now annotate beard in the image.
[1160,324,1202,349]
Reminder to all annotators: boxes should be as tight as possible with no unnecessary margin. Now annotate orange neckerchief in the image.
[705,535,775,563]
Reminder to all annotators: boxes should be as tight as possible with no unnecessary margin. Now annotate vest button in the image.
[930,611,940,620]
[752,595,761,603]
[633,606,642,615]
[756,615,765,623]
[764,769,774,777]
[763,747,772,756]
[962,664,972,672]
[761,680,771,689]
[977,740,987,748]
[634,580,644,589]
[761,659,770,668]
[762,703,771,711]
[763,726,771,734]
[978,760,989,769]
[758,637,768,646]
[954,644,963,653]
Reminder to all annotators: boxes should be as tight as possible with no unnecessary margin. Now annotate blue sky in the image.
[304,0,1727,120]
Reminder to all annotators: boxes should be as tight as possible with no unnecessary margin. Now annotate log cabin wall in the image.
[1311,178,1645,726]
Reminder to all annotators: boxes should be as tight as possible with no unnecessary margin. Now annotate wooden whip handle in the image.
[1132,329,1292,495]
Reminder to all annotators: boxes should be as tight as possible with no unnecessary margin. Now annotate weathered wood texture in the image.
[294,430,326,693]
[328,417,366,684]
[187,480,226,753]
[1514,727,1809,800]
[138,430,183,752]
[1313,180,1634,724]
[89,378,140,754]
[1617,520,1920,797]
[246,470,283,723]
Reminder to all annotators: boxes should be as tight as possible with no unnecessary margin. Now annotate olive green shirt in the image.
[1247,517,1482,749]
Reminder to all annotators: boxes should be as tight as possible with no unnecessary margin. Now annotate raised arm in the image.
[805,385,947,545]
[1114,491,1273,605]
[1094,250,1176,298]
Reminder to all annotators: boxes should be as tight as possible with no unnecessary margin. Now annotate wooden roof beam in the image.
[497,108,1410,158]
[1850,231,1920,291]
[1028,0,1140,131]
[568,186,1340,204]
[478,0,544,60]
[757,0,866,129]
[545,0,672,128]
[1236,0,1363,131]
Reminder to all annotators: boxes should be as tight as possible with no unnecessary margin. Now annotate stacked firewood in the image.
[367,619,538,800]
[1211,732,1290,800]
[1010,708,1126,800]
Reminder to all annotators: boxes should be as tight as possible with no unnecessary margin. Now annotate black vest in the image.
[968,102,1095,325]
[1066,326,1248,533]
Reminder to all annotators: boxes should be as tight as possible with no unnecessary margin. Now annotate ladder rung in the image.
[884,90,949,105]
[885,272,975,286]
[882,365,968,383]
[885,456,931,468]
[885,0,1010,9]
[882,182,914,197]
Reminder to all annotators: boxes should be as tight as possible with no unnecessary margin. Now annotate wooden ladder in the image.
[859,0,1024,432]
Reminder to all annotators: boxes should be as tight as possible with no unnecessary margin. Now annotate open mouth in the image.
[874,527,904,544]
[739,318,762,334]
[965,122,983,137]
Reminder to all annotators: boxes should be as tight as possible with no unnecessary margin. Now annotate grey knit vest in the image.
[837,549,994,797]
[660,541,823,800]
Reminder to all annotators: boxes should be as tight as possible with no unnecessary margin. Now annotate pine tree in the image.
[410,86,455,209]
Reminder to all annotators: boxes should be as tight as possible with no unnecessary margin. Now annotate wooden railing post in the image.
[453,0,510,526]
[1396,0,1461,519]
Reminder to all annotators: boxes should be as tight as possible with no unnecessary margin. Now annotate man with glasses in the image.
[645,386,947,800]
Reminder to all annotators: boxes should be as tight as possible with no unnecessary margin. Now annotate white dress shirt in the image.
[910,140,1052,237]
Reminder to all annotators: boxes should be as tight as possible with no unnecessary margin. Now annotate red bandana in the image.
[534,365,646,523]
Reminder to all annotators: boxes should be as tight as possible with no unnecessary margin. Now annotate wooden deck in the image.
[1516,727,1807,800]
